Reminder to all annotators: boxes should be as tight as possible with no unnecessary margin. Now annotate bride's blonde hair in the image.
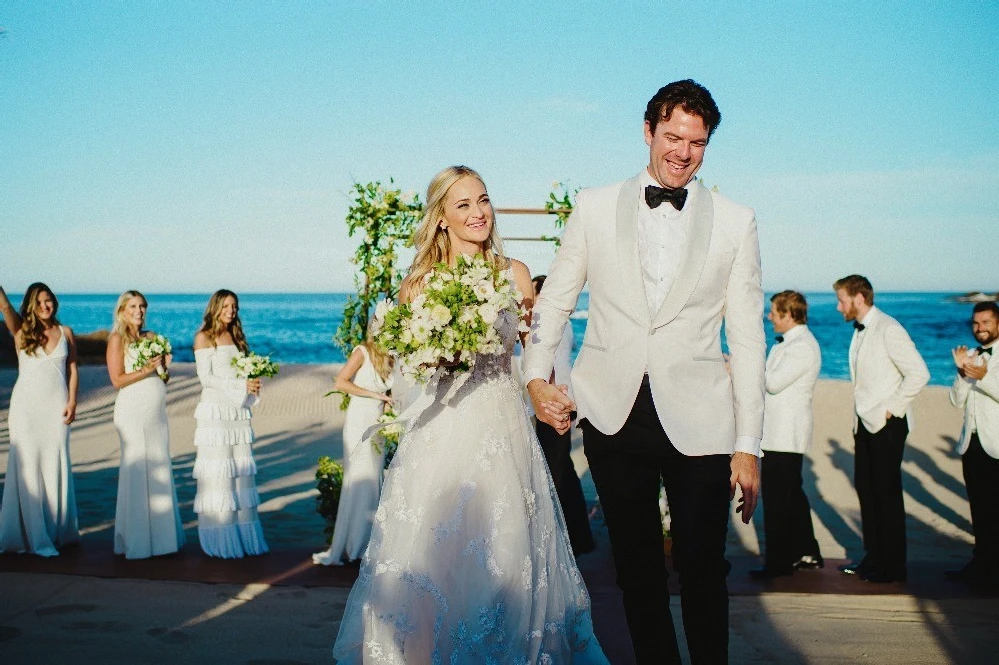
[400,166,505,299]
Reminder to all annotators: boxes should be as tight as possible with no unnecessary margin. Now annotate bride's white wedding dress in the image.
[333,304,608,664]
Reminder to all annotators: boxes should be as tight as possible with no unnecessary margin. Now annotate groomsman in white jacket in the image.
[834,275,929,583]
[749,291,823,579]
[948,301,999,588]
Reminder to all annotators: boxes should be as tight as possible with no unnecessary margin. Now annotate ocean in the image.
[35,292,980,387]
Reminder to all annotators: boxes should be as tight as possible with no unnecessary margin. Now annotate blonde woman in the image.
[312,326,393,566]
[332,167,608,663]
[192,290,268,558]
[106,290,184,559]
[0,283,80,556]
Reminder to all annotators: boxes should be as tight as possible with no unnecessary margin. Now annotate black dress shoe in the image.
[862,571,907,583]
[748,567,793,580]
[838,563,865,575]
[793,555,824,570]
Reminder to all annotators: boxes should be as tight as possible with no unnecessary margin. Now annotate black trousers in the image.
[583,377,731,665]
[761,451,821,571]
[963,433,999,574]
[854,416,908,578]
[536,420,595,555]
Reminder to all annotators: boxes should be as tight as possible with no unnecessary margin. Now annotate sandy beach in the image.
[1,363,997,663]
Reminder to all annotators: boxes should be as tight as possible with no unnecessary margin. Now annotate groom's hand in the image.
[730,452,760,524]
[527,379,575,435]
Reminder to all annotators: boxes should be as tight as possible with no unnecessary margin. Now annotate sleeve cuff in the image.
[735,435,762,457]
[522,370,550,386]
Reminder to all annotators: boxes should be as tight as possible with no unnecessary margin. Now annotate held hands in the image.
[527,378,575,435]
[63,401,77,425]
[247,378,262,395]
[729,452,759,524]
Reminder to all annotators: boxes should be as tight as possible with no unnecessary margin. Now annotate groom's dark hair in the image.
[645,80,721,140]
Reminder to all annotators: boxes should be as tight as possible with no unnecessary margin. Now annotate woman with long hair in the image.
[106,290,185,559]
[192,289,268,558]
[0,283,80,556]
[332,167,608,663]
[312,324,394,566]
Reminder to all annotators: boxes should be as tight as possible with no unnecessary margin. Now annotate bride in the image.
[332,166,608,664]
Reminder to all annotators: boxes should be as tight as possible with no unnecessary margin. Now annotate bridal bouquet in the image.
[231,351,280,379]
[372,254,529,383]
[132,334,172,381]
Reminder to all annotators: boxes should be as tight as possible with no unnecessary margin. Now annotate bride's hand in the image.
[527,379,575,435]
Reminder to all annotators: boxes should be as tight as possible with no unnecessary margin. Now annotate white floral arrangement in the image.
[131,334,172,381]
[231,351,280,379]
[372,254,529,383]
[373,408,404,467]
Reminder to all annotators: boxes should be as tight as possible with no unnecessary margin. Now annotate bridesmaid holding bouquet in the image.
[0,283,80,557]
[192,290,268,558]
[106,290,185,559]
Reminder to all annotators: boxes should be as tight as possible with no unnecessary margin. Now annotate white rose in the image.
[430,304,452,326]
[473,279,495,300]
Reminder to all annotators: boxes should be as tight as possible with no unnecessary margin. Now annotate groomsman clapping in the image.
[948,301,999,589]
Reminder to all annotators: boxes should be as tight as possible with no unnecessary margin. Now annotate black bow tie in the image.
[645,185,688,211]
[977,346,993,356]
[853,321,865,332]
[775,335,784,344]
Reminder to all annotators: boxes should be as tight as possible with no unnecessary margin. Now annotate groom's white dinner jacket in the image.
[523,174,766,457]
[762,324,821,454]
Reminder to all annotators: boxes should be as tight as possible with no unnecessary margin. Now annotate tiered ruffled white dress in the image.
[192,344,268,558]
[0,327,79,556]
[332,305,608,664]
[112,345,185,559]
[313,346,392,565]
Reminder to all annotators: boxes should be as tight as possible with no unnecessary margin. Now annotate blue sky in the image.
[2,2,996,294]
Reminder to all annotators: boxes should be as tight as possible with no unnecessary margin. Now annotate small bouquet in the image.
[372,254,529,383]
[132,334,172,381]
[231,351,280,379]
[373,407,404,467]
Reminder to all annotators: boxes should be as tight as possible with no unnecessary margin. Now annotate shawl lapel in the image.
[651,181,713,330]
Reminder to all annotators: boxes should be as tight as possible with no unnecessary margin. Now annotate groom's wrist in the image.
[734,435,762,458]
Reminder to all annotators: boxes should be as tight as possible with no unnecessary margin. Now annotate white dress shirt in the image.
[637,170,693,316]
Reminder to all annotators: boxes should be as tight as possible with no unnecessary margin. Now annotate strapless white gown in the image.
[0,328,79,556]
[332,306,608,664]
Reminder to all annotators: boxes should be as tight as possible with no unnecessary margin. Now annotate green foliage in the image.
[333,179,423,409]
[315,455,345,544]
[542,181,578,247]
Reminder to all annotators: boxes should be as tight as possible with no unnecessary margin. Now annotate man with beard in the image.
[948,301,999,589]
[834,275,928,583]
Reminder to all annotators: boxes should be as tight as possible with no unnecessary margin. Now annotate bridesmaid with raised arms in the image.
[0,283,80,557]
[106,290,185,559]
[192,290,268,558]
[313,325,393,566]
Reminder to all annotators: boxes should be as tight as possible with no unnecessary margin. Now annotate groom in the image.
[524,80,765,664]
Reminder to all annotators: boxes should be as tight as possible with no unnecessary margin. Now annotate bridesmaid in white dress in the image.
[0,283,80,557]
[106,290,185,559]
[313,332,393,566]
[192,290,268,558]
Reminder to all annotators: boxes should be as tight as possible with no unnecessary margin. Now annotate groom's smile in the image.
[644,106,709,190]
